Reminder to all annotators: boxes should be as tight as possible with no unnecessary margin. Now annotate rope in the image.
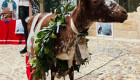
[75,49,129,80]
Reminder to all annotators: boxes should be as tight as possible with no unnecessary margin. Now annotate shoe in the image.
[20,48,27,54]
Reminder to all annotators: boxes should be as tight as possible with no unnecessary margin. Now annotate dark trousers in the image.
[19,6,29,49]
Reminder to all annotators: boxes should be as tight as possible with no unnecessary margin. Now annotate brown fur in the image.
[27,0,128,80]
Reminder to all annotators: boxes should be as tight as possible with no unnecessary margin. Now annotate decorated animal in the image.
[26,0,128,80]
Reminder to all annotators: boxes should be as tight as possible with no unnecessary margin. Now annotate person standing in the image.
[19,0,29,54]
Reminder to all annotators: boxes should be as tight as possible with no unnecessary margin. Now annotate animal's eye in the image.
[94,1,97,4]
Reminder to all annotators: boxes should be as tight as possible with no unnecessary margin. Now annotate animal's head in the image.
[78,0,128,23]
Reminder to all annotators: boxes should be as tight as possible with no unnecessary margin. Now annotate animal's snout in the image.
[120,7,128,20]
[119,6,128,17]
[122,10,127,15]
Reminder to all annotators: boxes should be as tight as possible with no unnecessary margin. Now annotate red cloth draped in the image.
[0,20,25,44]
[26,55,38,80]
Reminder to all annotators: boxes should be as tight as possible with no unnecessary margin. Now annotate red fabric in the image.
[26,55,29,64]
[26,55,32,80]
[26,55,38,80]
[26,63,31,79]
[0,20,25,44]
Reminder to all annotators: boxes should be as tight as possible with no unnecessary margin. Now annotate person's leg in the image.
[19,6,29,54]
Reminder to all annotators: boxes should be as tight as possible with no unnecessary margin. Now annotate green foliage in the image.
[31,3,77,80]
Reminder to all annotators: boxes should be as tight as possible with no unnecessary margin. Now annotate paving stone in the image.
[0,38,140,80]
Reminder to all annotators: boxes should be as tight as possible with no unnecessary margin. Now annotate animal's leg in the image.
[69,67,74,80]
[51,65,56,80]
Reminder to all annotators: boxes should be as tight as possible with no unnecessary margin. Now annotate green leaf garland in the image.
[30,3,80,79]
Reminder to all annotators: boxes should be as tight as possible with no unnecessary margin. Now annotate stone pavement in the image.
[0,38,140,80]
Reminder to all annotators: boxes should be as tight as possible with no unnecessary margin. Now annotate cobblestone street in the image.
[0,37,140,80]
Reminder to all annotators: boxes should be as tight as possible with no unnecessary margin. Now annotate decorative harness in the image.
[27,13,52,54]
[70,18,89,64]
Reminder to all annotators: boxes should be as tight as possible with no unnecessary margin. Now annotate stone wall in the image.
[88,6,140,40]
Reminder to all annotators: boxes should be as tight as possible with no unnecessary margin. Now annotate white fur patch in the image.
[78,44,90,61]
[105,0,116,9]
[56,46,75,68]
[56,47,75,60]
[105,0,120,12]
